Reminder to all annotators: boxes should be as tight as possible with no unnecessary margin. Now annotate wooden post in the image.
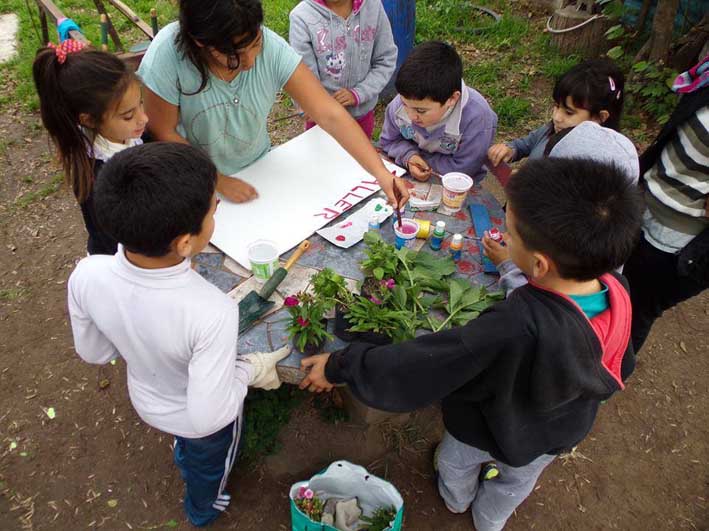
[37,6,49,44]
[92,0,125,52]
[150,8,158,38]
[100,14,108,51]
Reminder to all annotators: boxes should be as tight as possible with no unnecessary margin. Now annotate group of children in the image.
[30,0,706,528]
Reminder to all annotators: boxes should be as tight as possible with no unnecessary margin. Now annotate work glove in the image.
[244,345,291,390]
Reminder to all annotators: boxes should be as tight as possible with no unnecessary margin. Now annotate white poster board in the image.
[211,126,405,269]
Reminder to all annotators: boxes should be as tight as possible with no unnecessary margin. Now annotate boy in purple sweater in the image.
[379,41,497,182]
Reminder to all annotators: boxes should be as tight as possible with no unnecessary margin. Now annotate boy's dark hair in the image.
[395,41,462,104]
[95,142,217,257]
[553,58,625,131]
[176,0,263,94]
[33,48,134,203]
[507,158,642,281]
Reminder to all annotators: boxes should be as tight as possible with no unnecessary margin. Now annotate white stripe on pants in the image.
[437,430,555,531]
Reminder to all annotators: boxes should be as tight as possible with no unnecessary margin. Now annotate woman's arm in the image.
[142,87,257,203]
[284,63,409,208]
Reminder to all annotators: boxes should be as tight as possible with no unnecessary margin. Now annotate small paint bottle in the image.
[429,221,446,251]
[450,233,463,261]
[368,214,380,231]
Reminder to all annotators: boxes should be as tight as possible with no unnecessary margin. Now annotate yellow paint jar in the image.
[415,219,432,239]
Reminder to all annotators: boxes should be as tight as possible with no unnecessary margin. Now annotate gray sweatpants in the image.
[436,431,556,531]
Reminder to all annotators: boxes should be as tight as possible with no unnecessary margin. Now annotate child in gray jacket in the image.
[488,59,626,168]
[289,0,397,138]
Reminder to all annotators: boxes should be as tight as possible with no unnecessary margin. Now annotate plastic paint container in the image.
[415,219,431,239]
[441,172,474,213]
[393,218,419,250]
[368,213,381,231]
[247,239,279,282]
[429,221,446,251]
[450,233,463,261]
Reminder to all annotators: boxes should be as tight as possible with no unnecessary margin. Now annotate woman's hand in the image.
[217,173,258,203]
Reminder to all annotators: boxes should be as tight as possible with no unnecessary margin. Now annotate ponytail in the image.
[32,47,133,203]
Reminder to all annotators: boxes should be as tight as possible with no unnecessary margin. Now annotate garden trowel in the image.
[238,240,311,333]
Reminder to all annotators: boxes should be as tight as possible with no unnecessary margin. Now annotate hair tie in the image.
[616,89,621,100]
[47,40,86,64]
[608,76,616,92]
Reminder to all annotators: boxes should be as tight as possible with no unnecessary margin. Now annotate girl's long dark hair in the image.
[175,0,264,95]
[553,59,625,131]
[33,48,133,203]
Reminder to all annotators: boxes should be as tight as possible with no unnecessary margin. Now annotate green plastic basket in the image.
[289,461,404,531]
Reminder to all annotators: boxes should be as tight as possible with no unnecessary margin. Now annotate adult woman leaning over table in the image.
[138,0,407,206]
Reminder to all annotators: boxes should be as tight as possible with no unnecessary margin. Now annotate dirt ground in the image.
[1,94,708,531]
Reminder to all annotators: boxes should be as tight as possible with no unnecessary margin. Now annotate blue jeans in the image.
[174,418,241,527]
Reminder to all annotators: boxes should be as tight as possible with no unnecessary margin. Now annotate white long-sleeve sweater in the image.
[68,246,253,438]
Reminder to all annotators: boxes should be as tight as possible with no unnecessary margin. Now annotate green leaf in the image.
[448,279,466,311]
[164,520,179,528]
[632,61,649,73]
[392,285,407,309]
[604,24,624,39]
[373,267,385,280]
[607,46,623,60]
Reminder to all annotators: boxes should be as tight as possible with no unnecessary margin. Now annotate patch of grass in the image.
[14,173,63,208]
[0,288,27,302]
[1,0,178,110]
[239,386,306,466]
[494,96,532,128]
[540,53,581,80]
[21,175,33,184]
[313,393,349,424]
[262,0,298,38]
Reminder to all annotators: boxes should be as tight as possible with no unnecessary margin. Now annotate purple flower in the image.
[381,278,396,289]
[369,295,383,305]
[297,316,310,327]
[304,489,314,500]
[284,295,299,307]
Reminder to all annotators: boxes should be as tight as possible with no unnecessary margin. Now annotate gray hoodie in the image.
[289,0,397,118]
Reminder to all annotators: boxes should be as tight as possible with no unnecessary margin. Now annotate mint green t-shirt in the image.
[138,23,301,175]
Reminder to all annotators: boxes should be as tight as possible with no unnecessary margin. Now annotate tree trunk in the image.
[649,0,681,63]
[635,0,653,33]
[670,14,709,71]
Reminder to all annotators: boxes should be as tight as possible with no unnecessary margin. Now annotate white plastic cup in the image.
[247,240,279,282]
[393,218,419,250]
[441,172,474,213]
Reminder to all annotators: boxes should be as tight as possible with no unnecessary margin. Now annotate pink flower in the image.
[297,316,310,327]
[369,295,383,305]
[298,486,307,498]
[304,488,314,500]
[284,296,299,307]
[381,278,396,289]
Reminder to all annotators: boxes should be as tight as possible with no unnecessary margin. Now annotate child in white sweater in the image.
[67,142,288,527]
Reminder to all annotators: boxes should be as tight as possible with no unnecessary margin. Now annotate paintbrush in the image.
[409,161,443,179]
[393,182,403,228]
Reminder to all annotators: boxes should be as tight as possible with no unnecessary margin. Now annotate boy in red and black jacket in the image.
[299,157,643,531]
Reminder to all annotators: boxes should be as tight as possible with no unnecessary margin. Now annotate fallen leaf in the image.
[110,359,117,366]
[164,520,178,528]
[99,378,110,390]
[9,441,17,451]
[679,341,687,353]
[46,407,56,419]
[20,452,28,457]
[107,499,118,508]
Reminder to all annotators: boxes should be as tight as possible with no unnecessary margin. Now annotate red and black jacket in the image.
[325,272,634,467]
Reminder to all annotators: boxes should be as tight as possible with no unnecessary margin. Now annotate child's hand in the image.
[488,144,514,167]
[299,353,334,392]
[482,232,510,266]
[333,88,356,107]
[407,155,432,182]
